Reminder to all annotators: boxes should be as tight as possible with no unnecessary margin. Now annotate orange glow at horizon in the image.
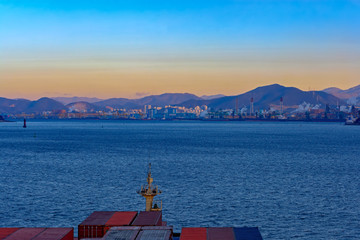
[1,45,359,100]
[1,65,359,100]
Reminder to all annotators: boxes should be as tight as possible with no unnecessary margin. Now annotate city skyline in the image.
[1,0,360,99]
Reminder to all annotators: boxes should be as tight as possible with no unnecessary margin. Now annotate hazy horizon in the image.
[1,0,360,100]
[1,82,359,101]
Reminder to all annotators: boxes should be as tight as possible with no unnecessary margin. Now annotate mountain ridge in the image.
[0,84,355,114]
[323,85,360,99]
[179,84,343,110]
[94,93,202,109]
[53,97,104,105]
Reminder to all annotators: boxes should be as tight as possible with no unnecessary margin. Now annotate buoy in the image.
[23,119,27,128]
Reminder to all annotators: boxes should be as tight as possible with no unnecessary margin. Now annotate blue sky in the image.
[2,0,359,48]
[1,0,360,99]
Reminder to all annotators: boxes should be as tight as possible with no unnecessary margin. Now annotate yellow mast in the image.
[137,163,162,211]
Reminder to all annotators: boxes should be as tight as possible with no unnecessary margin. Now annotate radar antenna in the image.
[137,163,162,211]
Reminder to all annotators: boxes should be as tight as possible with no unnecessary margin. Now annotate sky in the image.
[1,0,360,100]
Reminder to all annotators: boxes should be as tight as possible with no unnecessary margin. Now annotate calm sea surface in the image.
[0,120,359,239]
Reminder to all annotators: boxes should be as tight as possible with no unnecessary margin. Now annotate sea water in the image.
[0,120,359,239]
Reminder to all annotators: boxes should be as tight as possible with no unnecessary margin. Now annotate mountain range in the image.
[52,97,104,105]
[179,84,343,110]
[94,93,202,110]
[0,97,65,114]
[0,84,358,114]
[322,85,360,105]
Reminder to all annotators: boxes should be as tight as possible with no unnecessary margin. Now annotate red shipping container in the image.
[207,228,235,240]
[106,226,141,231]
[180,228,207,240]
[141,226,172,231]
[32,228,74,240]
[131,211,162,226]
[78,211,115,239]
[0,228,20,239]
[78,224,106,238]
[104,211,137,233]
[4,228,46,240]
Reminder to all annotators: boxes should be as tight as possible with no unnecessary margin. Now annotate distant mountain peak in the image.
[254,83,288,90]
[52,96,104,105]
[323,87,342,91]
[201,94,226,100]
[323,84,360,99]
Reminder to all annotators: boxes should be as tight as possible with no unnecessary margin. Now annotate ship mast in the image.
[137,163,162,211]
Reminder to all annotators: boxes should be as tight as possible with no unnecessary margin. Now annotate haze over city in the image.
[1,0,360,100]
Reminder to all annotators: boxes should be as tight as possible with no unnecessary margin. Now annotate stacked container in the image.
[233,227,263,240]
[207,227,235,240]
[104,212,138,232]
[102,226,172,240]
[180,227,206,240]
[31,228,73,240]
[102,226,140,240]
[0,228,20,239]
[137,226,172,240]
[0,228,73,240]
[78,211,138,239]
[131,211,162,226]
[180,227,262,240]
[78,211,116,239]
[4,228,47,240]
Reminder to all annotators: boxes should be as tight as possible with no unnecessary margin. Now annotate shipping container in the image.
[32,228,74,240]
[4,228,46,240]
[79,238,103,240]
[136,229,171,240]
[102,226,140,240]
[141,226,172,231]
[180,227,206,240]
[78,211,116,239]
[131,211,162,226]
[207,227,235,240]
[104,211,137,232]
[233,227,263,240]
[108,226,141,230]
[0,228,20,239]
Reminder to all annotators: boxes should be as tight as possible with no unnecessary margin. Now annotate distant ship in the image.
[345,115,360,125]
